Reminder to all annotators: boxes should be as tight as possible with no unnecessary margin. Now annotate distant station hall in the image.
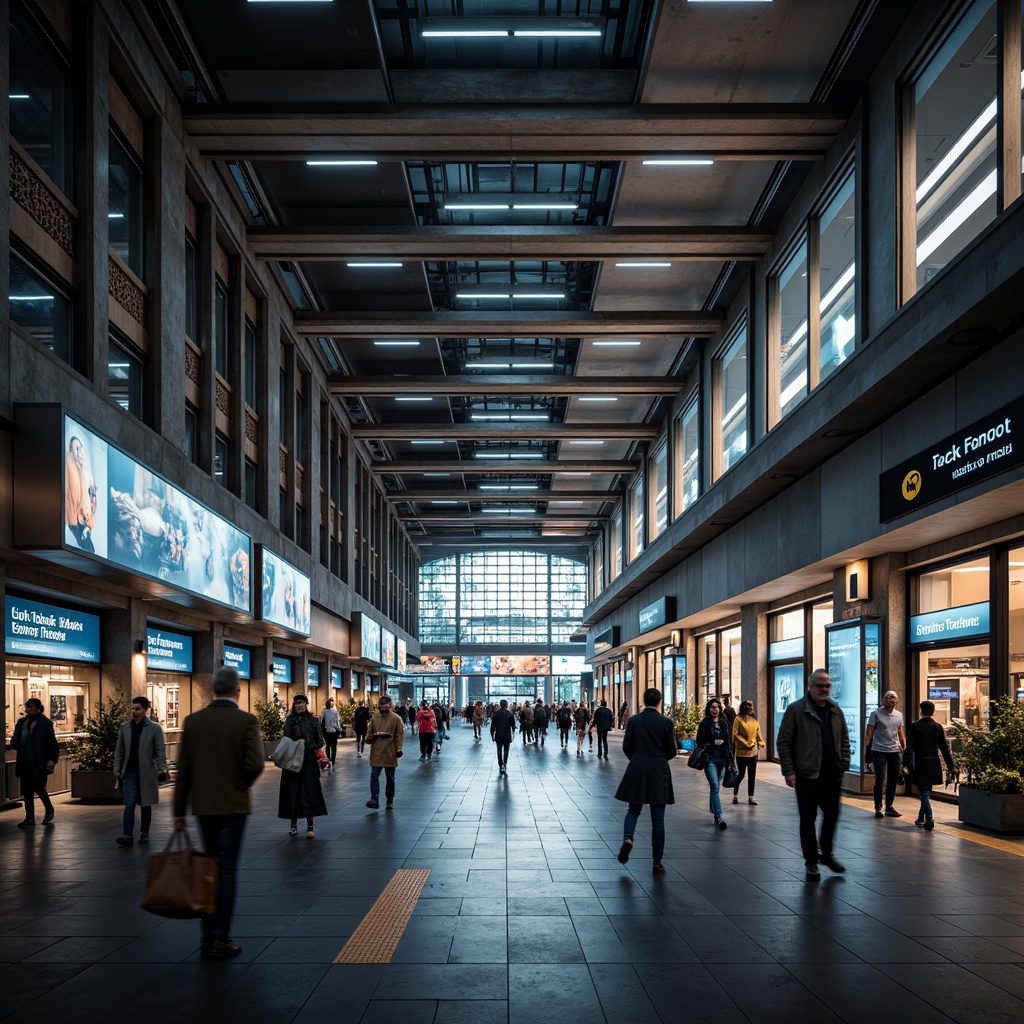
[3,1,1024,1022]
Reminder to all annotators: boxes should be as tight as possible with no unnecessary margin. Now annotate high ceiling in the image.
[143,0,904,551]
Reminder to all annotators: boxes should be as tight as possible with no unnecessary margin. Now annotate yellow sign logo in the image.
[901,470,923,502]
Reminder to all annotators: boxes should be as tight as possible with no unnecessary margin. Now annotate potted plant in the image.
[337,699,356,738]
[67,695,131,801]
[254,694,287,759]
[673,702,704,752]
[951,696,1024,834]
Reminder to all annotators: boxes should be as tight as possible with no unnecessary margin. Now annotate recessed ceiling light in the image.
[347,262,403,268]
[479,484,539,491]
[592,340,641,347]
[577,396,618,402]
[470,413,550,421]
[422,30,509,38]
[394,396,433,402]
[374,340,420,347]
[306,158,378,167]
[614,261,672,268]
[642,158,715,166]
[551,500,584,505]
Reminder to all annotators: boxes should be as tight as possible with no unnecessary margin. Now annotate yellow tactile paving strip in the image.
[333,868,431,964]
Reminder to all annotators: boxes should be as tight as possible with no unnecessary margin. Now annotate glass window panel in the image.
[9,0,72,192]
[914,0,998,290]
[812,602,833,671]
[777,238,809,417]
[108,336,143,418]
[244,320,258,408]
[184,404,198,464]
[214,434,229,486]
[611,510,623,579]
[629,476,644,560]
[108,130,144,278]
[677,398,699,515]
[818,171,856,380]
[215,283,229,379]
[916,555,990,613]
[719,324,748,473]
[918,643,989,728]
[1010,546,1024,698]
[185,237,197,341]
[771,608,805,643]
[295,387,307,465]
[649,442,668,541]
[9,252,73,364]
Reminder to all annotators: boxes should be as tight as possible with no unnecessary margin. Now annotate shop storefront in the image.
[145,626,193,733]
[306,662,322,713]
[223,644,254,712]
[696,625,741,707]
[272,654,295,706]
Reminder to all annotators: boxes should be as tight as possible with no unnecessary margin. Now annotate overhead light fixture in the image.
[551,500,584,505]
[431,500,458,505]
[456,292,511,300]
[411,440,446,445]
[347,261,403,268]
[10,294,54,302]
[374,340,420,347]
[642,158,714,166]
[444,203,510,211]
[512,292,564,300]
[108,212,125,219]
[394,396,433,402]
[465,361,554,369]
[513,29,602,37]
[8,93,30,100]
[577,396,618,402]
[511,202,579,210]
[422,29,509,37]
[473,452,545,459]
[470,413,550,422]
[479,484,539,491]
[592,340,641,347]
[306,158,378,167]
[561,471,592,476]
[614,261,671,268]
[422,472,452,477]
[569,440,605,445]
[917,169,997,266]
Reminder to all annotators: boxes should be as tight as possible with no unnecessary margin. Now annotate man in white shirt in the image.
[865,690,906,818]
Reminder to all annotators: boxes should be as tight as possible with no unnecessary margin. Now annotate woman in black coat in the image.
[614,687,677,875]
[278,694,327,838]
[695,698,734,831]
[906,700,954,829]
[10,698,60,827]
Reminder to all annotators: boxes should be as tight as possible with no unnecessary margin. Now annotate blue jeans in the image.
[704,759,728,817]
[917,786,933,820]
[370,765,396,803]
[121,771,152,836]
[624,803,667,864]
[197,814,247,944]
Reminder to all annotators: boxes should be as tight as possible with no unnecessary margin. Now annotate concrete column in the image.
[741,602,769,723]
[191,623,218,715]
[103,600,147,703]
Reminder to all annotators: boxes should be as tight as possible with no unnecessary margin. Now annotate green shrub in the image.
[337,699,356,728]
[66,695,131,771]
[254,694,287,743]
[672,702,704,738]
[951,696,1024,793]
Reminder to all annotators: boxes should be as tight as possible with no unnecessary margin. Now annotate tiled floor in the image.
[2,725,1024,1023]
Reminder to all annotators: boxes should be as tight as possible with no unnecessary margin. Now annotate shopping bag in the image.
[140,830,217,919]
[314,747,330,770]
[273,735,305,772]
[687,747,709,770]
[722,762,741,789]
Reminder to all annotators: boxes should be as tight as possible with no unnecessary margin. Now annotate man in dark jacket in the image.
[614,688,677,875]
[593,700,615,758]
[489,699,516,775]
[11,697,60,827]
[556,702,574,748]
[533,699,549,746]
[776,669,851,881]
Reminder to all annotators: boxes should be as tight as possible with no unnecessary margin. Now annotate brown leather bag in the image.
[140,830,217,918]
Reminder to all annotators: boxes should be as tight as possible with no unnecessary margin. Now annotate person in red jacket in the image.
[416,700,437,761]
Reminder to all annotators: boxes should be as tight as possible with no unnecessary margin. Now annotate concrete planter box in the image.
[263,740,279,761]
[70,771,121,803]
[958,786,1024,834]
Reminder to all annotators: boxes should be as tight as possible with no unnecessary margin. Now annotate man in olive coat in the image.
[614,687,677,875]
[173,667,265,959]
[366,694,404,810]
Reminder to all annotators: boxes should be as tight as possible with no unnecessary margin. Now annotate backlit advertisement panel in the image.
[259,547,311,636]
[397,638,407,674]
[5,595,100,663]
[359,614,381,663]
[62,414,251,612]
[381,628,396,667]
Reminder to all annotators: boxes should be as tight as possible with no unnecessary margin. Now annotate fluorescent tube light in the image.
[512,29,602,37]
[10,294,54,301]
[614,261,671,268]
[561,471,592,476]
[511,202,579,210]
[374,340,420,347]
[422,473,452,477]
[916,99,996,205]
[347,261,403,268]
[470,413,550,421]
[108,212,125,219]
[444,203,510,211]
[511,293,564,300]
[456,292,510,300]
[394,396,433,402]
[422,30,509,37]
[819,262,855,314]
[643,158,714,166]
[592,340,641,346]
[577,396,618,402]
[431,500,458,505]
[306,159,378,166]
[473,452,545,459]
[551,500,584,505]
[465,361,554,369]
[569,440,605,445]
[8,93,30,99]
[411,440,446,445]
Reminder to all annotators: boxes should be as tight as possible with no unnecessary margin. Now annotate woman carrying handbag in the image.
[277,694,328,838]
[695,698,735,830]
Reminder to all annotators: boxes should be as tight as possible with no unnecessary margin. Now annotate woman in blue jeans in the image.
[696,698,734,831]
[907,700,955,829]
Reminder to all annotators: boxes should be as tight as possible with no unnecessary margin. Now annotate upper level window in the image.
[108,334,143,419]
[912,0,999,293]
[9,0,72,193]
[629,475,644,561]
[611,509,623,579]
[9,251,73,366]
[648,442,668,541]
[214,281,230,380]
[675,397,700,515]
[185,237,197,342]
[776,238,809,418]
[819,170,856,379]
[718,322,748,474]
[244,320,258,409]
[108,130,144,278]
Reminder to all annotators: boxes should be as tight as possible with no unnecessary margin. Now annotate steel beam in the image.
[328,375,681,396]
[350,423,658,440]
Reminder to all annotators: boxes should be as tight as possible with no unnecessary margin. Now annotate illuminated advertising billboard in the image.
[62,414,252,613]
[258,547,311,636]
[5,595,100,663]
[397,638,407,674]
[381,628,396,667]
[358,613,381,663]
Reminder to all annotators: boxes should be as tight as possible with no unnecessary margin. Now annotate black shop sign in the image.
[880,396,1024,523]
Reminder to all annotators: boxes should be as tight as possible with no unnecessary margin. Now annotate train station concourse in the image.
[3,0,1024,1021]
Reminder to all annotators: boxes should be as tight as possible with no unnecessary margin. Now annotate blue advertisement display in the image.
[381,628,396,668]
[63,414,252,613]
[360,614,381,663]
[5,595,101,663]
[769,637,804,662]
[773,663,804,752]
[827,624,862,775]
[223,645,251,679]
[331,667,343,689]
[307,663,320,687]
[909,601,990,644]
[272,656,293,683]
[146,628,193,673]
[260,547,311,636]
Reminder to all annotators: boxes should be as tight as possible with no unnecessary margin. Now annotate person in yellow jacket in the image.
[731,699,765,805]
